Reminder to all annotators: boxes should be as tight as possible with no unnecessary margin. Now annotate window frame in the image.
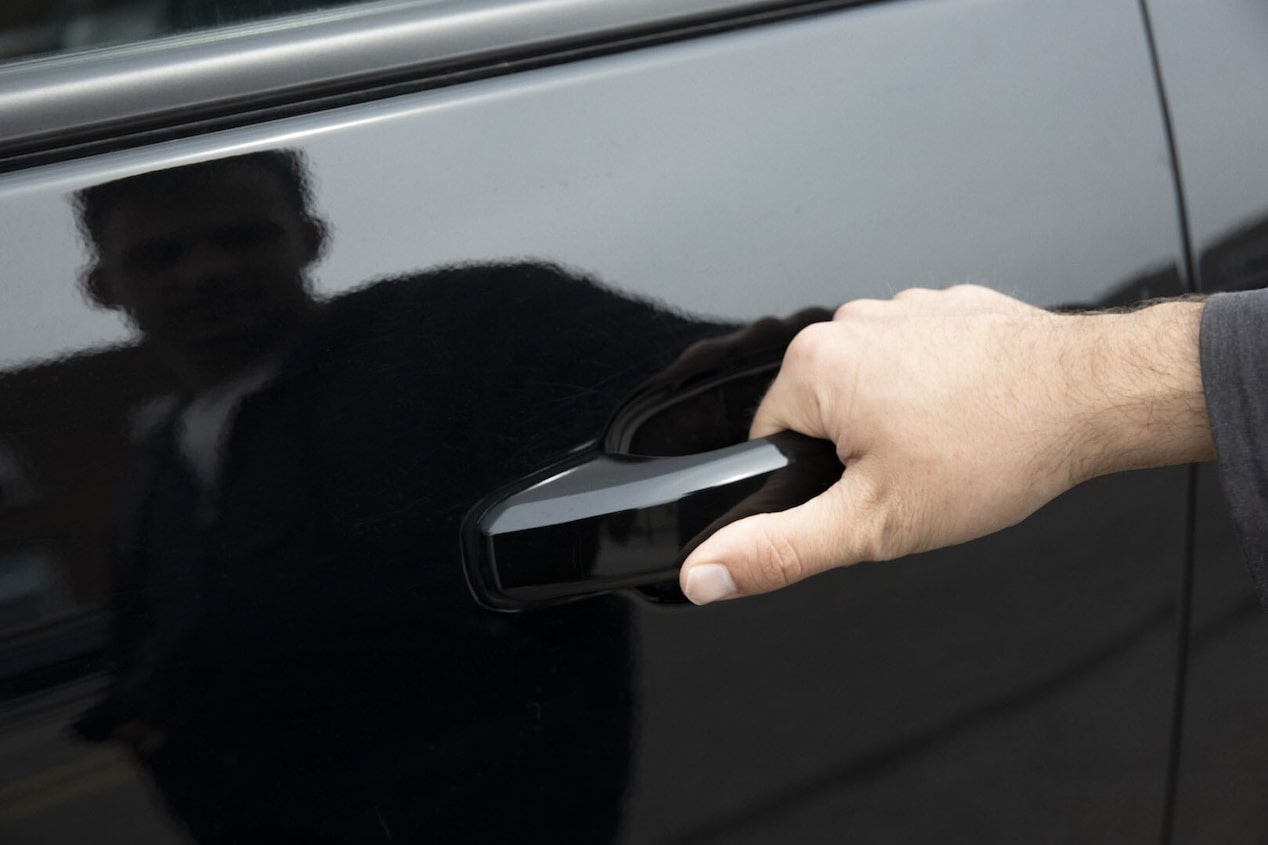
[0,0,869,172]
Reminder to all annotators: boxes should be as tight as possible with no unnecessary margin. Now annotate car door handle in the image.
[461,431,842,610]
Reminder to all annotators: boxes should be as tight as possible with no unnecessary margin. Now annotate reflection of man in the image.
[72,151,724,843]
[80,150,323,395]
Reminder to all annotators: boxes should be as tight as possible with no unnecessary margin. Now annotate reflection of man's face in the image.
[93,163,320,368]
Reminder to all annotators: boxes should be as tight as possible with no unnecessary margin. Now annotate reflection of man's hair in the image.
[73,150,322,260]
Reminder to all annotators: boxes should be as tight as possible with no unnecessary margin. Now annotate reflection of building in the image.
[1084,206,1268,307]
[0,344,173,626]
[1200,211,1268,293]
[1092,261,1182,309]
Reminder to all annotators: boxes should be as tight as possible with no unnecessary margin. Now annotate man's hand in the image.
[679,285,1214,605]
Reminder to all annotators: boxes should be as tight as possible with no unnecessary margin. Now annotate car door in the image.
[0,0,1198,841]
[1143,0,1268,840]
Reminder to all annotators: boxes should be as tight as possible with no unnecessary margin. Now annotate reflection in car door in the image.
[0,0,1218,841]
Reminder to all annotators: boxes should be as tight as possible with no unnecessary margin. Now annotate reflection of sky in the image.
[0,0,1185,370]
[1149,0,1268,251]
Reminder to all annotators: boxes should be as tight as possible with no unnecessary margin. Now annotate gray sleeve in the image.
[1200,290,1268,603]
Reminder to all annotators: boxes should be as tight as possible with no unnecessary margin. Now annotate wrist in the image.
[1062,300,1214,484]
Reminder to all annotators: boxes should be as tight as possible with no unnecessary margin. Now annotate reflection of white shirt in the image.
[178,362,278,490]
[0,441,37,506]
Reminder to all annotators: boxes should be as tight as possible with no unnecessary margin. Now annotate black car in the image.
[2,0,1267,841]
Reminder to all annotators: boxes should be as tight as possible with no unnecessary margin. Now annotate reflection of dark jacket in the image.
[80,262,724,835]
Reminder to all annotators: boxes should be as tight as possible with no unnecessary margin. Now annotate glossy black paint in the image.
[0,0,1227,842]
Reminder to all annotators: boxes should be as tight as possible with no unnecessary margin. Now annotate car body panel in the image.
[0,0,1227,841]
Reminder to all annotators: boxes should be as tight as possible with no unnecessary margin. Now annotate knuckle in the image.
[751,525,806,589]
[946,283,995,300]
[833,298,881,322]
[782,322,831,371]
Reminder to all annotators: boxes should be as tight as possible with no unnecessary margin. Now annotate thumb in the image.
[679,477,881,605]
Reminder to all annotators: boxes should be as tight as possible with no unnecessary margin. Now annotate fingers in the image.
[749,369,806,441]
[749,322,845,442]
[680,475,885,605]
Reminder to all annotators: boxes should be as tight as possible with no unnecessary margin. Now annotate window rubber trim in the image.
[0,0,874,173]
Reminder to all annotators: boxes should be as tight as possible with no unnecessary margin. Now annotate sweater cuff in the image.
[1200,290,1268,605]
